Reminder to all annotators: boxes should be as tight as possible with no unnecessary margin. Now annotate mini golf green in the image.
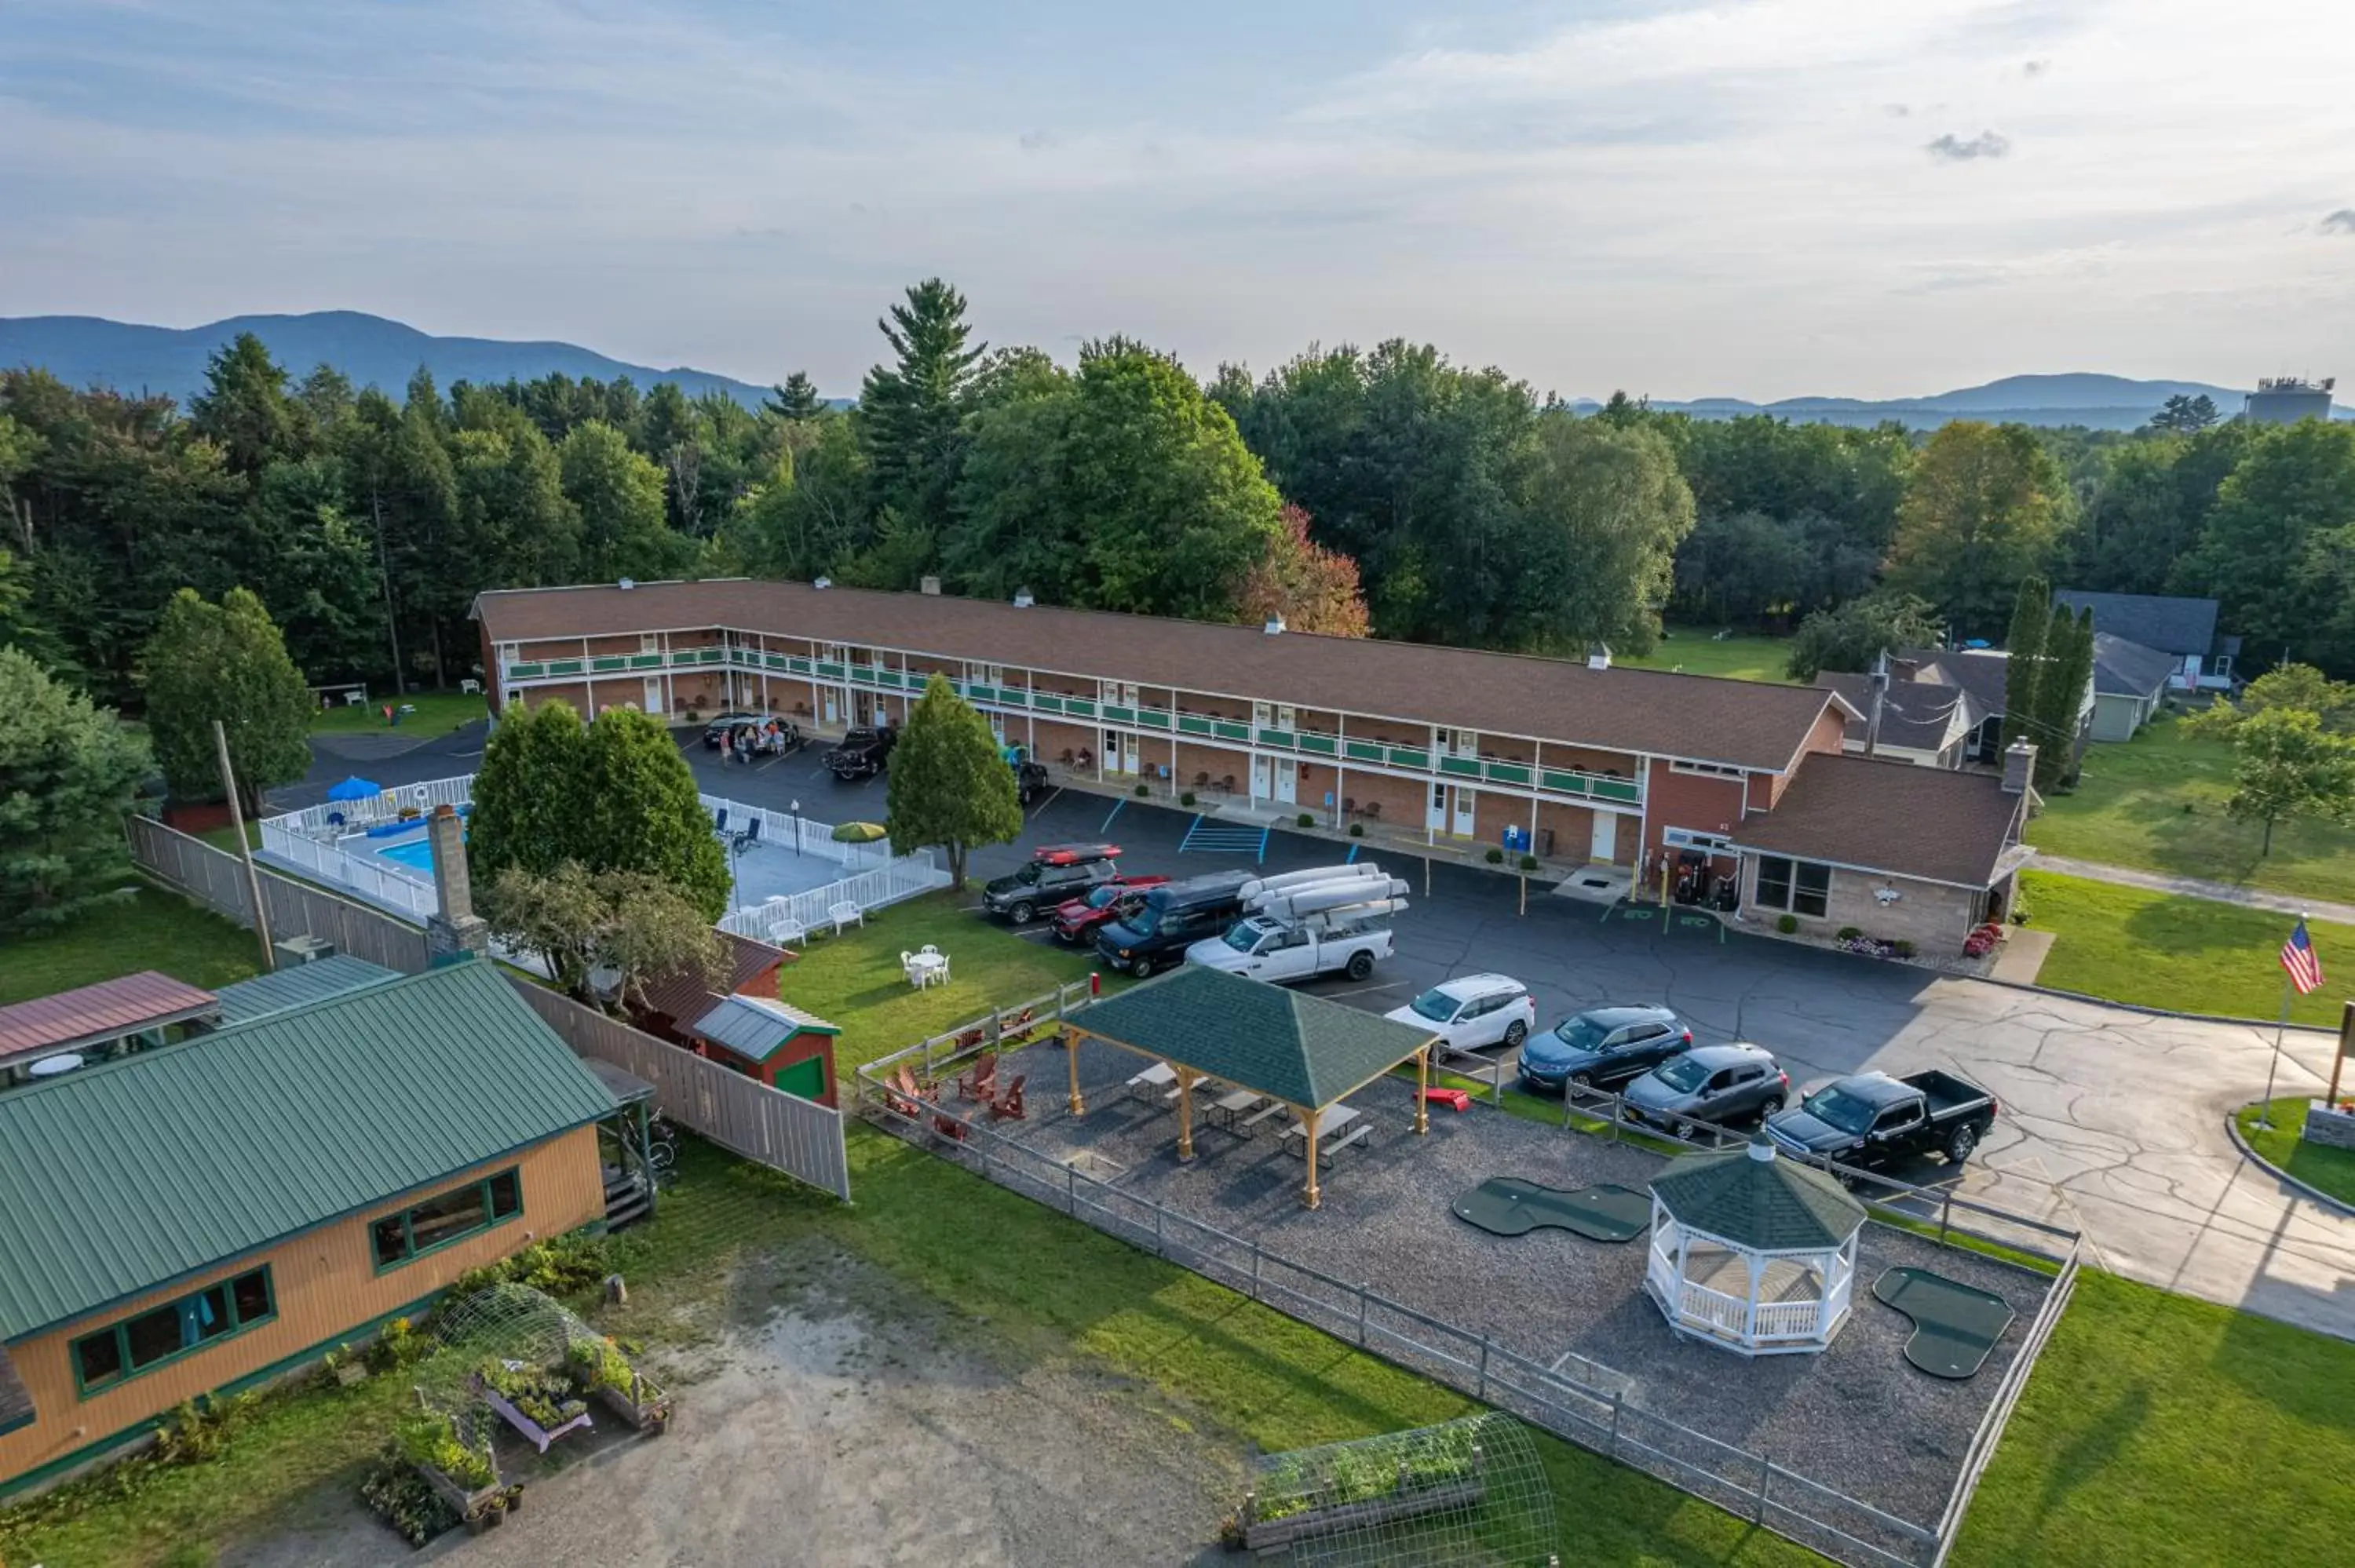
[1872,1266,2016,1379]
[1450,1178,1650,1242]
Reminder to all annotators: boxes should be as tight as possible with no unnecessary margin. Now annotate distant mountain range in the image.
[0,310,781,409]
[0,312,2330,432]
[1569,374,2298,432]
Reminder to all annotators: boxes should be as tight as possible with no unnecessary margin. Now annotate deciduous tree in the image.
[467,697,593,887]
[0,647,149,934]
[2222,706,2355,855]
[885,674,1021,889]
[480,862,722,1008]
[1883,421,2071,638]
[140,587,313,812]
[579,706,731,919]
[1783,593,1942,681]
[1233,505,1371,637]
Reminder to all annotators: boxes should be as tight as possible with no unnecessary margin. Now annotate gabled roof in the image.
[2090,633,2181,699]
[210,954,403,1027]
[1898,647,2010,716]
[1069,965,1436,1109]
[0,972,221,1073]
[634,932,787,1026]
[2054,590,2219,658]
[0,961,617,1341]
[690,995,838,1063]
[475,579,1848,772]
[1813,673,1970,756]
[1727,752,2030,888]
[1649,1143,1866,1252]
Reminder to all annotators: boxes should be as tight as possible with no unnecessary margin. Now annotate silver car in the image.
[1622,1043,1789,1135]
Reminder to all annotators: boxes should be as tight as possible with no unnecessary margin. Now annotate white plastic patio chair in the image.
[769,916,808,947]
[828,899,864,935]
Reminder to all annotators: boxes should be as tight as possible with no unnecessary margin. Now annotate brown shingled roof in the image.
[632,932,787,1032]
[475,580,1843,772]
[1727,753,2030,888]
[0,972,221,1070]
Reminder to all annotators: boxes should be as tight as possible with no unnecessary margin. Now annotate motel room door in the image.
[1451,786,1475,837]
[641,676,663,715]
[1251,755,1273,802]
[1590,811,1617,863]
[1275,760,1298,806]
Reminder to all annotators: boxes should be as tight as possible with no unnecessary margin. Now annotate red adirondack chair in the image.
[990,1074,1028,1122]
[956,1051,999,1102]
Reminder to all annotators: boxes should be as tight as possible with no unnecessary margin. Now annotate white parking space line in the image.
[1029,786,1064,819]
[1319,982,1409,1001]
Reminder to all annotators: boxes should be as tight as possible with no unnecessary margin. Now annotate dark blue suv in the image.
[1516,1005,1693,1094]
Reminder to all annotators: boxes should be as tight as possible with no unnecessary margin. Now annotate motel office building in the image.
[473,579,2030,943]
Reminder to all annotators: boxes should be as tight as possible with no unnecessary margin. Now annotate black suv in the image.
[823,726,896,780]
[1515,1005,1695,1094]
[982,843,1120,924]
[1094,872,1254,978]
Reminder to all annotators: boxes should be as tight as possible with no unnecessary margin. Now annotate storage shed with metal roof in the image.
[0,961,620,1494]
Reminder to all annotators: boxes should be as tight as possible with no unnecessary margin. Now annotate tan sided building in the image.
[473,578,1861,896]
[0,961,621,1493]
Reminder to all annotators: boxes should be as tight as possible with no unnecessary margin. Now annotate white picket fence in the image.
[696,793,903,866]
[718,856,951,943]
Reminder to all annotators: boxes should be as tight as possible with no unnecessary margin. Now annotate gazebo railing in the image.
[1673,1278,1751,1337]
[1753,1300,1825,1340]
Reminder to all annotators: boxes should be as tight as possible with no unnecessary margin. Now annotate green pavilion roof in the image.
[1069,965,1435,1109]
[1648,1143,1868,1253]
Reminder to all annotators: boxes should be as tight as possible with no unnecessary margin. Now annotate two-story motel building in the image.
[473,578,2034,948]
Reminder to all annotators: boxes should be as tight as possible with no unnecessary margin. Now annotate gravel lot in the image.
[964,1034,2057,1535]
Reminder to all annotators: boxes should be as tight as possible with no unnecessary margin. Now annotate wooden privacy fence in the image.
[126,814,853,1203]
[508,982,852,1202]
[128,814,432,973]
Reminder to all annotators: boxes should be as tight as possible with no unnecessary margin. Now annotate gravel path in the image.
[974,1036,2056,1536]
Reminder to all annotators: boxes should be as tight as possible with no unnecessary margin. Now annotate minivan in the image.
[1094,872,1254,978]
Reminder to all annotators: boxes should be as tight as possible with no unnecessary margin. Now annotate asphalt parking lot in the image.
[278,723,2355,1342]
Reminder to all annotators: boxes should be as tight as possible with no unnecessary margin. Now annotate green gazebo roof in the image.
[1069,965,1435,1109]
[1648,1142,1867,1253]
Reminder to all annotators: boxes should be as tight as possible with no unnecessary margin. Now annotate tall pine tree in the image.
[2000,575,2050,760]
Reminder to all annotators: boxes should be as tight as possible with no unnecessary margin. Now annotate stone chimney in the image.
[425,804,489,965]
[2001,740,2037,795]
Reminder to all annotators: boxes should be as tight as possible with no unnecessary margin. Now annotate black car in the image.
[1015,757,1050,808]
[701,713,767,749]
[1516,1005,1694,1093]
[982,842,1123,924]
[823,726,896,779]
[1621,1043,1789,1134]
[1768,1070,1998,1170]
[1094,872,1254,978]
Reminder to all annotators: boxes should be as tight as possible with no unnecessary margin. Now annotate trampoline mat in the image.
[1872,1266,2016,1380]
[1450,1178,1650,1242]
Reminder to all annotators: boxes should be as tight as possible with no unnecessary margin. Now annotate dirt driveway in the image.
[227,1247,1240,1568]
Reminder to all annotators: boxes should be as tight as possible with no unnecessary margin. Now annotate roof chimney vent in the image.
[1586,642,1612,671]
[813,576,833,590]
[2002,740,2037,796]
[1264,614,1286,636]
[1013,588,1035,608]
[920,575,942,596]
[617,578,636,590]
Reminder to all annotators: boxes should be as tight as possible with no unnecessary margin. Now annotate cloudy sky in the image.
[4,0,2351,400]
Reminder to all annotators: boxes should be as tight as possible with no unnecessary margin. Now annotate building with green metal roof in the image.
[0,960,623,1493]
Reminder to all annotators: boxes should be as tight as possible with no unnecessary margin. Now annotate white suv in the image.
[1385,974,1535,1058]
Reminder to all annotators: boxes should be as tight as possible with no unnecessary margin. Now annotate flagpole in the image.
[2257,909,2308,1132]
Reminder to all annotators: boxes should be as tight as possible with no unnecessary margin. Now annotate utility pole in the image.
[213,720,276,972]
[1864,649,1889,759]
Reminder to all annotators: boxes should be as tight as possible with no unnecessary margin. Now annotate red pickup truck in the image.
[1049,875,1170,943]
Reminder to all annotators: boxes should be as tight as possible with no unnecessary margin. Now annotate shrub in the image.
[1134,782,1148,797]
[160,1546,215,1568]
[361,1453,460,1546]
[1892,939,1918,959]
[1484,848,1504,864]
[1180,791,1196,806]
[365,1314,429,1373]
[1519,854,1539,871]
[1297,812,1315,828]
[450,1234,613,1301]
[152,1392,261,1467]
[1348,823,1364,837]
[1836,926,1862,942]
[568,1335,637,1396]
[395,1412,495,1490]
[1776,913,1798,935]
[683,708,700,724]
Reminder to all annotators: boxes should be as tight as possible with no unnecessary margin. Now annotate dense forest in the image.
[3,278,2352,712]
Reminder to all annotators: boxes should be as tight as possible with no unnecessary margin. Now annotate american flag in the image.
[2281,919,2324,996]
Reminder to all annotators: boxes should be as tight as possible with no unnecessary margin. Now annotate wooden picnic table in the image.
[1280,1102,1371,1168]
[1210,1086,1267,1129]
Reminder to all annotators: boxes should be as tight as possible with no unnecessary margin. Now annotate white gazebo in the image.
[1643,1139,1868,1357]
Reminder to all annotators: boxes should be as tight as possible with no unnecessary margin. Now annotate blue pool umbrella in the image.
[326,776,382,802]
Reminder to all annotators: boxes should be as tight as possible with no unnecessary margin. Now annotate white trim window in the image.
[1662,828,1733,853]
[1754,855,1831,919]
[1670,760,1746,779]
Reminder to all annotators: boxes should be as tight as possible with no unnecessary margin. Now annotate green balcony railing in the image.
[1065,698,1097,718]
[1033,694,1064,713]
[1344,739,1386,763]
[590,655,627,672]
[1178,714,1213,737]
[1483,760,1533,786]
[1296,732,1338,757]
[787,656,812,675]
[814,662,845,680]
[506,662,546,679]
[1137,707,1172,729]
[1439,755,1482,779]
[1214,721,1251,743]
[1386,747,1430,771]
[545,658,584,676]
[1258,727,1294,748]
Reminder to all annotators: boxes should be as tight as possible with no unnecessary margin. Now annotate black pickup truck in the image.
[1766,1069,1997,1171]
[823,726,896,780]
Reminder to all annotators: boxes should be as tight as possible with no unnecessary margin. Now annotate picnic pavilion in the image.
[1061,965,1440,1209]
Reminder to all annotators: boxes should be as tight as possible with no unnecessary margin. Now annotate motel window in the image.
[1754,856,1831,919]
[1670,760,1746,779]
[71,1267,276,1396]
[371,1168,524,1271]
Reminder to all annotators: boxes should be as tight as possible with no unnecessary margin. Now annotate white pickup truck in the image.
[1184,864,1409,985]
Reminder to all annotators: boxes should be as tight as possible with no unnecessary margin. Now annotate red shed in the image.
[684,996,841,1105]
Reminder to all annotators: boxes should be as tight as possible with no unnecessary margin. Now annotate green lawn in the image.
[1617,627,1797,684]
[776,889,1123,1074]
[2020,871,2355,1027]
[2233,1099,2355,1208]
[0,887,262,1005]
[308,689,487,740]
[2031,718,2355,906]
[1952,1270,2355,1568]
